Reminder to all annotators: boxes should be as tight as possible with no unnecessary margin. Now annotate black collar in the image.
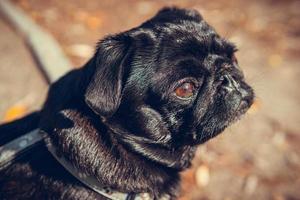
[0,129,157,200]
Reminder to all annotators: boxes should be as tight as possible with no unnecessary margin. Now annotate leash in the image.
[0,129,156,200]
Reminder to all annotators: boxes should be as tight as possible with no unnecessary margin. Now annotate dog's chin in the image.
[194,101,252,145]
[195,125,227,145]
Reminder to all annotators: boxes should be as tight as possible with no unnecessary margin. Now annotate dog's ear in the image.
[84,34,132,117]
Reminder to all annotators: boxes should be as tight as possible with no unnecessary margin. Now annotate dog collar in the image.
[43,131,157,200]
[0,129,44,170]
[0,129,153,200]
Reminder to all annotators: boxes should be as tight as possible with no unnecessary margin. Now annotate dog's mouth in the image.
[234,99,252,117]
[192,90,254,145]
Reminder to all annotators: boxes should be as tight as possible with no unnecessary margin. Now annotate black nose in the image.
[221,75,239,92]
[221,74,254,106]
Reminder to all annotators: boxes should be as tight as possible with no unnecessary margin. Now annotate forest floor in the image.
[1,0,300,199]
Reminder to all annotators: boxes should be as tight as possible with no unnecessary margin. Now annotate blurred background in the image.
[0,0,299,199]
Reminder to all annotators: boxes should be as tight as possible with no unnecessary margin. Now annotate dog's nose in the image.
[221,74,239,92]
[221,74,254,107]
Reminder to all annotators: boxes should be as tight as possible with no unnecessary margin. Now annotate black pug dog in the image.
[0,7,254,200]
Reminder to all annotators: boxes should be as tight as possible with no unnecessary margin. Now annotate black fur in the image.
[0,7,254,199]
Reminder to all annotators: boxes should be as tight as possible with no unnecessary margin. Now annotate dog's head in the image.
[84,7,254,168]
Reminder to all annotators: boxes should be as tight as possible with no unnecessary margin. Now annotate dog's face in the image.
[85,8,254,153]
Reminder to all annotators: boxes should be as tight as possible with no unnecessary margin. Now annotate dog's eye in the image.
[175,82,196,99]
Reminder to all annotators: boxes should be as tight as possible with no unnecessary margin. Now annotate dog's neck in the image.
[46,107,195,197]
[102,117,197,170]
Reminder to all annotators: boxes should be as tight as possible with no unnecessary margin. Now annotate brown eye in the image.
[175,82,196,99]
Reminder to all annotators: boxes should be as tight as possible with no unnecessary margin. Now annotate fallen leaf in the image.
[85,16,103,30]
[3,104,28,123]
[195,165,210,187]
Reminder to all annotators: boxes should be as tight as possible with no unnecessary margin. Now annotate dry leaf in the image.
[3,104,28,123]
[86,16,103,30]
[195,165,210,187]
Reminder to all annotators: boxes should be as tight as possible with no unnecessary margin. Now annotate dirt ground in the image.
[0,18,47,121]
[3,0,300,199]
